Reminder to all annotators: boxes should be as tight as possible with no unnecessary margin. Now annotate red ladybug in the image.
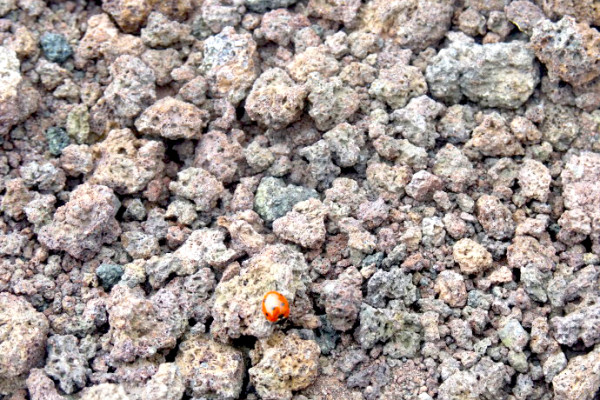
[262,291,290,323]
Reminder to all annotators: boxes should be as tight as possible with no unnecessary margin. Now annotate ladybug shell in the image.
[262,291,290,323]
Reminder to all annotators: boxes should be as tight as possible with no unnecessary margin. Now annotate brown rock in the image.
[135,97,209,140]
[453,238,493,275]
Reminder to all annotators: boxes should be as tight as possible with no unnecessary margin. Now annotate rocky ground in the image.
[0,0,599,399]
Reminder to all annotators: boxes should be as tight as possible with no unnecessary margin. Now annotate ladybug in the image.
[262,291,290,323]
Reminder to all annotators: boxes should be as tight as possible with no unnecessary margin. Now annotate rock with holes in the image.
[38,184,121,260]
[249,332,320,400]
[175,334,244,400]
[135,97,209,140]
[89,129,165,194]
[211,244,312,342]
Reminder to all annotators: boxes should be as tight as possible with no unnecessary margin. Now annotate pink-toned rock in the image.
[0,294,49,382]
[406,170,444,201]
[135,97,209,140]
[273,198,327,249]
[169,168,224,213]
[245,68,307,130]
[38,184,121,260]
[518,159,551,202]
[435,270,467,307]
[476,194,515,240]
[89,129,165,195]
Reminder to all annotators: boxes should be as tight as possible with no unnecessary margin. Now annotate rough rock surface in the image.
[176,334,244,399]
[201,27,258,105]
[211,244,312,341]
[426,34,539,109]
[245,68,307,129]
[38,184,121,260]
[1,2,600,399]
[531,17,600,89]
[249,332,320,400]
[135,97,209,140]
[552,345,600,400]
[89,129,165,194]
[0,294,49,384]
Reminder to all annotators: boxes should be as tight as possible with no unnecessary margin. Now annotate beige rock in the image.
[434,270,467,307]
[102,0,154,33]
[273,198,327,249]
[211,244,311,342]
[80,383,130,400]
[453,238,493,275]
[142,363,185,400]
[169,167,224,212]
[175,334,244,400]
[202,27,259,105]
[245,68,307,129]
[359,0,454,51]
[518,159,551,202]
[75,14,145,67]
[286,46,339,83]
[0,294,49,382]
[249,332,320,400]
[89,129,165,194]
[553,345,600,400]
[135,97,208,140]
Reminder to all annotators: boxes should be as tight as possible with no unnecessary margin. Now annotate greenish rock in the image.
[96,264,124,290]
[66,105,90,144]
[357,300,422,359]
[508,350,529,373]
[384,329,422,359]
[520,265,550,303]
[253,177,318,223]
[46,127,70,156]
[499,319,530,352]
[40,32,73,63]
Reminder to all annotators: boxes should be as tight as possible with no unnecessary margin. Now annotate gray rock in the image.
[245,0,299,12]
[44,335,87,394]
[40,32,73,63]
[96,263,124,290]
[253,177,319,223]
[426,34,539,109]
[498,319,530,352]
[551,303,600,347]
[356,301,422,359]
[46,127,70,156]
[366,267,417,308]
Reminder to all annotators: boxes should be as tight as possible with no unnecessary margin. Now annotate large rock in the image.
[175,334,244,400]
[426,34,539,109]
[0,294,49,392]
[211,244,312,342]
[249,332,320,400]
[552,345,600,400]
[38,184,121,260]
